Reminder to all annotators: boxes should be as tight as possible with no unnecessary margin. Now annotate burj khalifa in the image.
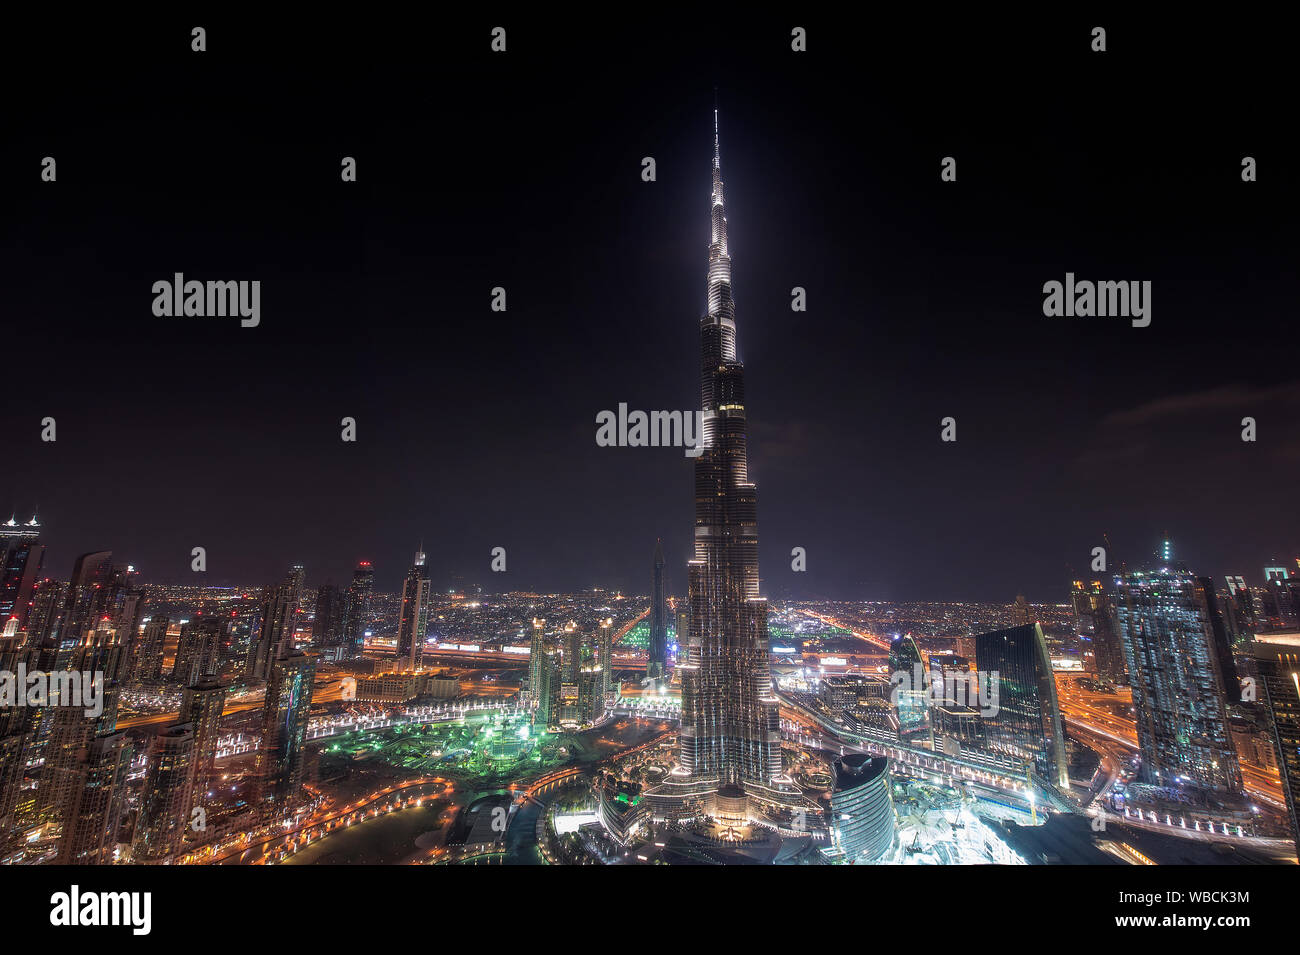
[676,109,783,793]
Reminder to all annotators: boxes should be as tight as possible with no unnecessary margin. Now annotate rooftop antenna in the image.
[713,87,720,165]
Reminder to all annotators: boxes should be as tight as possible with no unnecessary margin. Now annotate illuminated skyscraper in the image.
[1114,561,1242,795]
[312,583,344,656]
[562,620,582,684]
[133,723,196,862]
[528,617,547,703]
[55,729,130,865]
[250,567,304,682]
[677,108,783,794]
[1012,594,1032,626]
[1251,634,1300,853]
[889,634,928,740]
[0,517,44,628]
[0,732,24,860]
[111,578,147,684]
[179,676,227,809]
[526,618,561,727]
[598,617,614,703]
[0,639,33,859]
[396,547,431,671]
[830,754,897,863]
[1224,575,1258,647]
[40,680,129,865]
[648,539,668,682]
[1071,580,1126,686]
[48,551,115,672]
[257,650,316,808]
[534,648,559,728]
[173,613,225,686]
[132,617,169,684]
[974,623,1069,789]
[1262,564,1300,626]
[342,561,375,658]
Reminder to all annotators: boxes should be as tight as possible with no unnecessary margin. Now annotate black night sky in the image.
[3,13,1297,601]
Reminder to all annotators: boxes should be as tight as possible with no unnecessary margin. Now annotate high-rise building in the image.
[889,634,928,740]
[396,548,431,671]
[557,621,585,725]
[1251,634,1300,853]
[533,646,559,728]
[133,723,196,862]
[528,617,548,703]
[173,614,225,686]
[62,551,115,635]
[527,618,562,727]
[55,729,130,865]
[928,653,971,705]
[342,561,375,658]
[974,623,1069,789]
[0,639,34,857]
[676,109,783,799]
[0,516,44,628]
[1012,594,1033,626]
[648,539,668,682]
[111,581,147,684]
[179,677,227,810]
[37,679,130,865]
[1262,565,1300,626]
[257,651,316,809]
[36,679,121,831]
[1114,561,1243,795]
[1195,575,1240,694]
[597,617,614,704]
[1224,576,1258,647]
[24,577,67,656]
[561,620,582,684]
[132,617,169,684]
[312,583,344,655]
[249,567,303,682]
[1071,580,1127,686]
[830,754,897,864]
[45,551,117,673]
[579,667,603,725]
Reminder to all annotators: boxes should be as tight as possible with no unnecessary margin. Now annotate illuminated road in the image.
[118,673,350,729]
[201,777,455,865]
[795,609,891,651]
[783,687,1291,849]
[1054,674,1286,810]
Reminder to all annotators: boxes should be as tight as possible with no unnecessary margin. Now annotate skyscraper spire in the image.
[713,88,720,168]
[678,104,781,791]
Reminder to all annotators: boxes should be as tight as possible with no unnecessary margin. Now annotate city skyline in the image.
[5,20,1297,603]
[2,11,1299,912]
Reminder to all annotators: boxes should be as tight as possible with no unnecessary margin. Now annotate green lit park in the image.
[318,710,664,789]
[285,708,670,866]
